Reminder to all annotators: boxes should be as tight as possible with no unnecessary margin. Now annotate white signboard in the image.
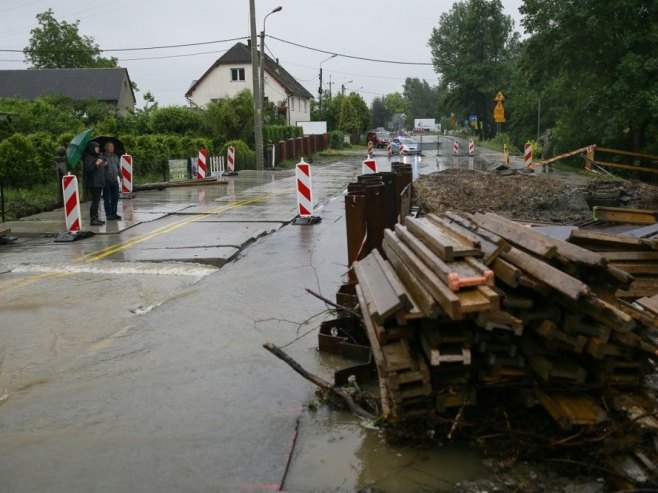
[296,121,327,135]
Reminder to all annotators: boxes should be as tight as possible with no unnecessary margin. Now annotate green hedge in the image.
[329,130,344,150]
[263,125,302,145]
[219,140,255,171]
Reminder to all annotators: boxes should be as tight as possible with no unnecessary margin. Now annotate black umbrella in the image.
[93,135,125,156]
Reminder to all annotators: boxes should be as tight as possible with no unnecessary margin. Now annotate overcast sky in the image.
[0,0,524,108]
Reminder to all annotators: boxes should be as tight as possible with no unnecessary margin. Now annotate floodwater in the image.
[0,158,487,492]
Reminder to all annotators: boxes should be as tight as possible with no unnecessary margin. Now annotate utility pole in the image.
[249,0,263,170]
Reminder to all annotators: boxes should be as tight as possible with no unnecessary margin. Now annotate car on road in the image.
[390,137,420,155]
[366,131,391,148]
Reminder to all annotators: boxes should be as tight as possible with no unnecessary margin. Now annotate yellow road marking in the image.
[80,193,273,262]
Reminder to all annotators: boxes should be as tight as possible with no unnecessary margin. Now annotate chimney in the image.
[247,39,251,47]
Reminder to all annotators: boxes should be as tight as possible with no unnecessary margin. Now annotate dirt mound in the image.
[414,169,592,223]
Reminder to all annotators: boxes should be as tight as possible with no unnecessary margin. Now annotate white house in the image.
[185,42,313,125]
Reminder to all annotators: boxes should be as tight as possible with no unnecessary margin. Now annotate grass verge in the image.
[1,182,60,222]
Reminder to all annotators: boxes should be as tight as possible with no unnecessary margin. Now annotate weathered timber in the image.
[383,229,463,319]
[616,278,658,298]
[569,229,652,250]
[477,212,608,268]
[405,216,480,261]
[602,251,658,262]
[353,250,408,324]
[473,212,558,258]
[492,257,521,287]
[535,390,608,430]
[383,239,440,318]
[395,224,492,291]
[501,247,590,301]
[426,214,483,248]
[636,293,658,315]
[610,263,658,275]
[593,206,658,224]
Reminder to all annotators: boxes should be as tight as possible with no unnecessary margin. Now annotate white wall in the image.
[189,63,311,124]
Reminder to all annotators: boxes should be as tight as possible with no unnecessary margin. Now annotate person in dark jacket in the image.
[83,141,107,226]
[101,141,121,220]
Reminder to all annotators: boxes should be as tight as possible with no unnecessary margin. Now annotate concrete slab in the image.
[121,245,240,266]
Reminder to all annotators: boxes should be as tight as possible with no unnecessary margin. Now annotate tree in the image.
[149,106,207,135]
[519,0,658,152]
[0,95,81,135]
[23,9,117,69]
[428,0,518,131]
[383,93,408,117]
[403,78,440,123]
[205,90,255,145]
[370,97,387,128]
[338,93,370,135]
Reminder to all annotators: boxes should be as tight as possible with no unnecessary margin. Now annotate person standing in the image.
[101,142,121,220]
[82,141,106,226]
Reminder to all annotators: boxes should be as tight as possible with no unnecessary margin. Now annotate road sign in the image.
[495,91,505,102]
[494,101,506,123]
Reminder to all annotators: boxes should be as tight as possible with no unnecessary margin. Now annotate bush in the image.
[0,133,57,187]
[219,140,255,171]
[263,125,303,144]
[329,130,344,150]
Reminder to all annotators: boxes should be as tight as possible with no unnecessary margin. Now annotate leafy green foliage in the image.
[219,140,256,171]
[329,130,344,150]
[263,125,302,144]
[148,106,207,135]
[205,90,255,146]
[338,93,370,135]
[428,0,519,129]
[23,9,117,69]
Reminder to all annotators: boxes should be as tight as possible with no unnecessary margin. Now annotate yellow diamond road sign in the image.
[495,91,505,102]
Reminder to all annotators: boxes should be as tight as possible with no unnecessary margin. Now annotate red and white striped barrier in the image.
[399,142,404,156]
[524,142,533,168]
[120,154,133,194]
[62,173,81,233]
[227,146,236,174]
[453,140,459,156]
[469,139,475,156]
[295,160,314,217]
[362,159,377,175]
[197,148,208,179]
[387,142,392,157]
[367,140,373,157]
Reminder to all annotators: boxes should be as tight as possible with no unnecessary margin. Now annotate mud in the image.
[414,169,658,223]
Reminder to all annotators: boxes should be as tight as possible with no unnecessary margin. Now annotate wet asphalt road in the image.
[0,149,490,492]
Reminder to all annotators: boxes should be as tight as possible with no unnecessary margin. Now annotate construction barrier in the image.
[209,155,225,177]
[197,149,208,179]
[120,154,133,194]
[387,142,392,157]
[367,140,374,157]
[295,160,314,217]
[62,173,81,233]
[362,159,377,175]
[503,144,510,167]
[524,141,533,168]
[469,139,475,157]
[453,140,459,156]
[227,146,236,174]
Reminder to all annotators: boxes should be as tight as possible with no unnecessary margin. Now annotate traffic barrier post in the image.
[120,154,134,198]
[524,141,533,168]
[469,139,475,157]
[362,159,377,175]
[292,159,321,225]
[197,149,208,179]
[54,173,93,242]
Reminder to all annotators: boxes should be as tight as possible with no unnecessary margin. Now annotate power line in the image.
[267,34,434,66]
[119,48,228,62]
[0,36,247,53]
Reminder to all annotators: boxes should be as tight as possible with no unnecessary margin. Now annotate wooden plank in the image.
[602,251,658,262]
[501,247,590,301]
[616,278,658,298]
[492,257,521,287]
[610,263,658,275]
[457,287,496,315]
[593,206,658,224]
[569,229,650,249]
[406,216,480,261]
[395,224,492,291]
[353,251,407,324]
[383,229,462,319]
[535,390,608,430]
[482,213,607,268]
[355,284,387,375]
[426,214,483,248]
[441,211,510,264]
[382,238,441,319]
[622,223,658,238]
[473,212,557,258]
[636,293,658,315]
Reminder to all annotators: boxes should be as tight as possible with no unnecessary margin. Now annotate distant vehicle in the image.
[390,137,420,155]
[366,131,391,148]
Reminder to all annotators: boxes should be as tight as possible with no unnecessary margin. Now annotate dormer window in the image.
[230,68,245,81]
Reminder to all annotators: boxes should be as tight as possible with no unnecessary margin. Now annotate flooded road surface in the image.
[1,159,486,492]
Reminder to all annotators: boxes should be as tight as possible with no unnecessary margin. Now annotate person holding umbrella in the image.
[101,141,121,220]
[83,141,107,226]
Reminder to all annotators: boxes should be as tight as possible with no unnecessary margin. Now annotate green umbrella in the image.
[66,129,94,172]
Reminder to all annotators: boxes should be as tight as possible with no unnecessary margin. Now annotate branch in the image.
[263,342,374,420]
[305,288,362,320]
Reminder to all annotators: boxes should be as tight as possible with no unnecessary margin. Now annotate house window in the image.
[230,68,245,81]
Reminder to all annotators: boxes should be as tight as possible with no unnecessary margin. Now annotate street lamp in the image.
[260,6,282,129]
[318,54,336,112]
[341,80,353,96]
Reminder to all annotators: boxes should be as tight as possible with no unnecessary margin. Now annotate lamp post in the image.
[341,80,353,96]
[260,6,282,131]
[318,54,336,113]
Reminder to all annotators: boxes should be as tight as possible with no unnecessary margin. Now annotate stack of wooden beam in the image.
[569,223,658,298]
[351,211,658,436]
